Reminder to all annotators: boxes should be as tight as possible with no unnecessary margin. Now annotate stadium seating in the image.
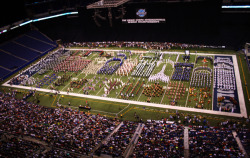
[0,51,26,70]
[189,126,242,157]
[0,30,57,79]
[0,42,41,60]
[15,35,54,52]
[0,90,248,157]
[0,67,11,79]
[26,30,57,46]
[237,129,250,157]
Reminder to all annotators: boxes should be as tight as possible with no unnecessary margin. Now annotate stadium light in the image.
[19,20,33,26]
[0,4,249,35]
[222,5,250,9]
[0,12,78,35]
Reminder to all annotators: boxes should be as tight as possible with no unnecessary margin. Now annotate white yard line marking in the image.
[61,72,78,92]
[212,55,215,111]
[117,104,131,115]
[91,109,117,115]
[45,71,58,89]
[76,74,90,94]
[137,62,159,101]
[115,53,141,99]
[160,69,174,104]
[62,52,97,93]
[96,72,117,96]
[185,54,198,107]
[158,55,172,104]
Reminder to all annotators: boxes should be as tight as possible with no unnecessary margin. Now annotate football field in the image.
[2,48,248,123]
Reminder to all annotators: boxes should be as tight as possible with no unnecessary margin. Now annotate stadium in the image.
[0,0,250,157]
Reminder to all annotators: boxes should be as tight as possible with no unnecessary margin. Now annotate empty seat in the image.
[15,35,55,52]
[0,42,41,60]
[0,51,26,70]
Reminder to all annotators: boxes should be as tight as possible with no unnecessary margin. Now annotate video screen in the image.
[122,3,166,24]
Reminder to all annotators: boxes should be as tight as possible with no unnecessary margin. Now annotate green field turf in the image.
[3,87,246,127]
[1,47,250,126]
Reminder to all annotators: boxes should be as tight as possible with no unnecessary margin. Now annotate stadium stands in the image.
[237,128,250,157]
[189,126,243,157]
[0,68,11,79]
[26,31,56,45]
[97,121,138,157]
[0,42,41,60]
[0,30,57,79]
[14,35,54,52]
[133,121,184,158]
[0,51,27,70]
[0,90,248,157]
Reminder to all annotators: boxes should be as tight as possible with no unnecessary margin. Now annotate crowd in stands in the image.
[0,89,118,154]
[189,125,244,157]
[236,128,250,157]
[43,148,82,158]
[133,120,184,158]
[97,121,138,157]
[0,89,249,157]
[54,114,120,155]
[0,136,43,158]
[64,41,225,50]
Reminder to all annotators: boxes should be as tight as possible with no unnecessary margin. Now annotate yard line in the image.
[159,54,178,104]
[117,104,131,115]
[212,55,215,110]
[75,52,102,94]
[91,109,117,115]
[61,51,97,92]
[115,76,139,99]
[118,53,141,99]
[115,52,141,99]
[76,73,91,94]
[137,61,159,101]
[61,72,79,92]
[96,53,134,96]
[96,73,117,96]
[160,69,174,104]
[184,53,198,107]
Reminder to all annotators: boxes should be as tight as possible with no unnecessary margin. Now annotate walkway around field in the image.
[184,126,190,158]
[232,131,249,158]
[123,123,145,158]
[91,122,124,155]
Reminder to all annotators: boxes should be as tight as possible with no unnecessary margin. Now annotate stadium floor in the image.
[2,49,247,118]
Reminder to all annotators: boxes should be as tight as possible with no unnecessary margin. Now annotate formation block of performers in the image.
[172,63,194,81]
[213,56,239,113]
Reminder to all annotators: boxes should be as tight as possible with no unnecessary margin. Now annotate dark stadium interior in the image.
[0,0,250,49]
